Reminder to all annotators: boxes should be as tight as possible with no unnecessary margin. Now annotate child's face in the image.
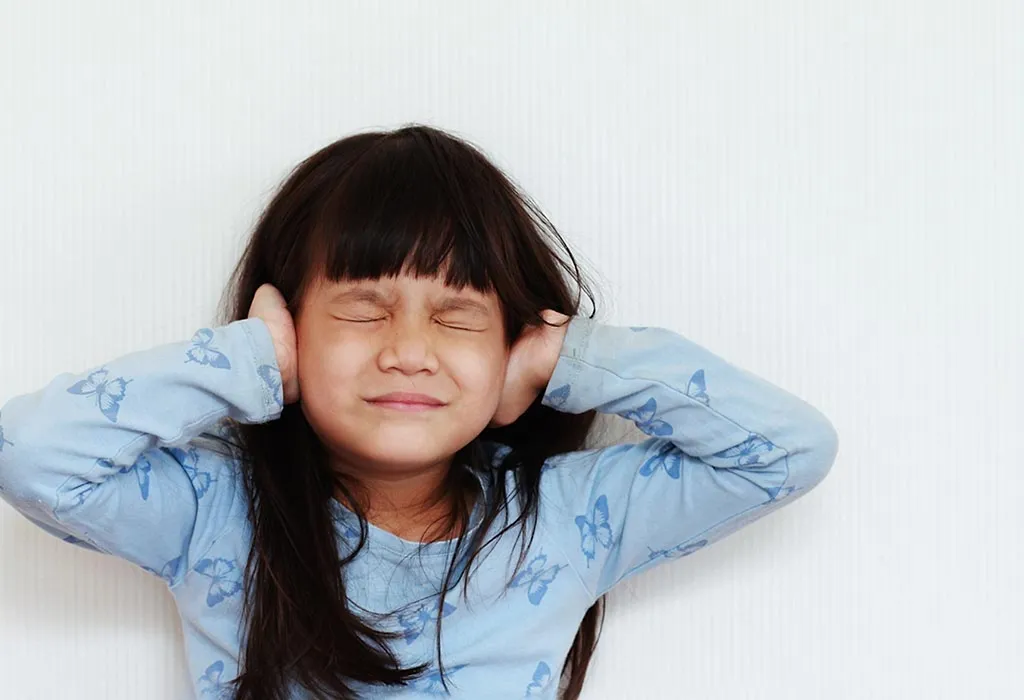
[294,271,509,476]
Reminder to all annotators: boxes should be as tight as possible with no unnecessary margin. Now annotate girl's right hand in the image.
[247,283,300,405]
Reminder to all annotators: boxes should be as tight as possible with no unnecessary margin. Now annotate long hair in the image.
[212,124,605,699]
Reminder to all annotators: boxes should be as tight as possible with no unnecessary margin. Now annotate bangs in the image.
[310,130,514,295]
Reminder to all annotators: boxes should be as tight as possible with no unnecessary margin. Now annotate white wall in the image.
[1,1,1020,698]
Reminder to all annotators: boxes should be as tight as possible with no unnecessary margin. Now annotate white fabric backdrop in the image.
[1,1,1020,698]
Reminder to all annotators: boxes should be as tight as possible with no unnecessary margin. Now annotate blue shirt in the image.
[0,315,838,698]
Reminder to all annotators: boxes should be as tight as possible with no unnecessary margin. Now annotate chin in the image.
[358,446,457,470]
[357,426,467,463]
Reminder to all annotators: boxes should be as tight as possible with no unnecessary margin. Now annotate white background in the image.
[1,1,1021,698]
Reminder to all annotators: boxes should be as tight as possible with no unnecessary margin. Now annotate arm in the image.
[537,316,839,598]
[0,318,283,585]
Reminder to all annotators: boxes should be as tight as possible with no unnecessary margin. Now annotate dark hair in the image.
[213,124,605,699]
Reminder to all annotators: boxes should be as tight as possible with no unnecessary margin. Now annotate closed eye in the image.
[334,317,484,331]
[436,320,484,332]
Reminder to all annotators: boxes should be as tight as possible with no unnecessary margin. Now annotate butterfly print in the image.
[194,557,243,607]
[647,538,708,563]
[638,442,683,479]
[544,383,570,410]
[685,368,710,405]
[510,552,564,605]
[67,368,132,423]
[396,599,457,644]
[524,661,553,697]
[197,659,232,698]
[575,494,613,566]
[185,328,232,369]
[168,446,215,499]
[257,364,283,408]
[616,396,673,436]
[712,433,777,467]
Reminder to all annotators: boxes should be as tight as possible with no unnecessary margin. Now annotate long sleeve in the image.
[536,316,839,599]
[0,318,284,585]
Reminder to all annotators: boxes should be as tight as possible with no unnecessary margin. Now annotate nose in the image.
[377,316,439,375]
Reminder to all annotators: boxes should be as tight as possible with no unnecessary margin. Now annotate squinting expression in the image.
[295,272,509,475]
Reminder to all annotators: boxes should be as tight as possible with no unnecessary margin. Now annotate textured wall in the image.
[1,1,1020,698]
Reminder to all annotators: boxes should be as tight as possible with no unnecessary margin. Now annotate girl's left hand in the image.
[489,310,572,428]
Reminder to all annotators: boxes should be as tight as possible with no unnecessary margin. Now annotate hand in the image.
[489,309,571,428]
[247,283,300,405]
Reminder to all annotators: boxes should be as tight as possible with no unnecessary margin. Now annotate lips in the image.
[366,392,447,407]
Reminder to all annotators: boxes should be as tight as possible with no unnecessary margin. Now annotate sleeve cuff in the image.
[237,317,285,422]
[541,314,597,411]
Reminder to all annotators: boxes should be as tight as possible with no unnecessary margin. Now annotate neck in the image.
[331,454,465,543]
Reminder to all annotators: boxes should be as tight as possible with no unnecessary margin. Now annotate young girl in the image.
[0,124,839,699]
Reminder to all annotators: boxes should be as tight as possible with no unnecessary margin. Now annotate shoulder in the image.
[481,440,608,601]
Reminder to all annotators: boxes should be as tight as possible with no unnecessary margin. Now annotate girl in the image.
[0,124,839,699]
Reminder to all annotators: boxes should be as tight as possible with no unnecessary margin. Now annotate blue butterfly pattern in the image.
[58,479,99,507]
[768,484,803,501]
[616,537,711,583]
[197,659,232,699]
[257,364,283,407]
[647,538,708,563]
[544,383,570,410]
[396,599,457,644]
[61,455,153,506]
[575,495,613,566]
[338,518,359,540]
[685,369,710,405]
[510,552,564,605]
[616,397,673,436]
[194,557,243,607]
[57,458,110,507]
[638,442,682,479]
[67,368,132,423]
[124,456,151,500]
[524,661,553,697]
[107,455,154,501]
[413,664,468,695]
[712,433,776,466]
[142,555,184,585]
[185,328,232,369]
[168,446,215,499]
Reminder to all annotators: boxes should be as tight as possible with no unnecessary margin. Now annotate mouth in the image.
[367,401,445,413]
[365,392,447,412]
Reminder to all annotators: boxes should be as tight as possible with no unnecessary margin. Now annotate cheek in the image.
[449,348,507,406]
[296,340,369,448]
[295,334,364,411]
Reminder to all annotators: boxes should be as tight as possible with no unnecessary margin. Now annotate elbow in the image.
[0,423,59,513]
[800,414,840,488]
[778,403,839,492]
[0,425,24,497]
[0,445,36,505]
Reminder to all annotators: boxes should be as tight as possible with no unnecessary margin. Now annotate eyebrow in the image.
[327,287,492,315]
